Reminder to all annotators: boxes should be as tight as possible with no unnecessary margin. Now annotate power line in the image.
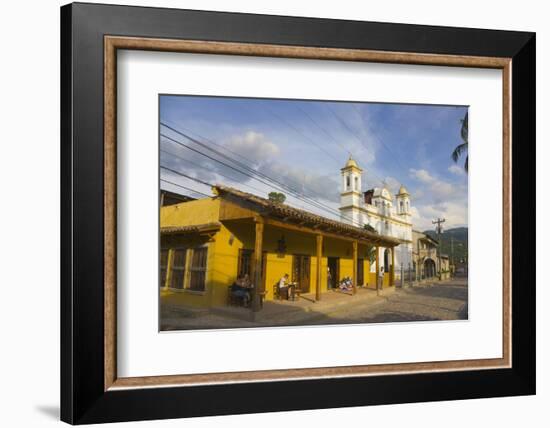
[160,129,364,227]
[162,161,370,231]
[160,178,211,198]
[326,104,367,147]
[324,104,387,187]
[432,217,446,281]
[160,150,359,228]
[161,165,213,188]
[160,126,364,226]
[160,133,272,187]
[351,104,410,176]
[160,147,268,195]
[162,120,260,166]
[264,106,344,165]
[295,104,352,156]
[162,121,311,200]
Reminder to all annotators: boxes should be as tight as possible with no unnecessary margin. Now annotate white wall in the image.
[0,0,546,427]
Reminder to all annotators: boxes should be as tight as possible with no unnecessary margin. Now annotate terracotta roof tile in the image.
[213,185,400,247]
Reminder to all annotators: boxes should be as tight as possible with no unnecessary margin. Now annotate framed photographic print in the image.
[61,2,535,424]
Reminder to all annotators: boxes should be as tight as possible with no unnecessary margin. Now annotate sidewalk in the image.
[161,286,395,329]
[160,278,468,330]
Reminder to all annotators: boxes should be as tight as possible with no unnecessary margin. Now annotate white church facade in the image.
[339,156,413,279]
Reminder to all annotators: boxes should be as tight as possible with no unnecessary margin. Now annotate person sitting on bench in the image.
[278,273,294,300]
[339,276,353,292]
[231,274,253,306]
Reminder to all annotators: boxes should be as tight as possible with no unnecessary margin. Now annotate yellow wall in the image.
[160,198,393,309]
[160,199,220,308]
[368,272,377,289]
[161,198,220,227]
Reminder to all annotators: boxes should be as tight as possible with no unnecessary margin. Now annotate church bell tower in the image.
[339,156,363,226]
[396,185,411,220]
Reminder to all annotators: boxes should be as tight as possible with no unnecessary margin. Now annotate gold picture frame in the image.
[104,36,512,391]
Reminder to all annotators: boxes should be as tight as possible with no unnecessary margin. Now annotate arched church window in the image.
[354,176,358,191]
[346,175,350,190]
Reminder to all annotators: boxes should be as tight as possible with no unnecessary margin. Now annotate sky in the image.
[159,95,468,231]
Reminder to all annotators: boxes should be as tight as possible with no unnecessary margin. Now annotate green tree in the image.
[363,225,378,264]
[451,111,469,171]
[268,192,286,204]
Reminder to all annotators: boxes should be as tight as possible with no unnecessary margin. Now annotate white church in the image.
[339,156,413,278]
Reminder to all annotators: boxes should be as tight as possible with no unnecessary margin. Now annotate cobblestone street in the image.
[161,277,468,330]
[318,277,468,324]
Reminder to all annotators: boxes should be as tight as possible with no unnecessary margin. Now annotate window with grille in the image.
[160,249,168,288]
[238,249,253,278]
[170,248,186,289]
[189,247,207,291]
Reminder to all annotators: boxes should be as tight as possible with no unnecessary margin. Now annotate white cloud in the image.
[383,176,400,193]
[413,201,468,231]
[408,167,467,228]
[411,188,425,200]
[409,168,460,202]
[448,164,465,175]
[409,168,435,184]
[225,131,280,163]
[430,181,455,201]
[267,163,340,204]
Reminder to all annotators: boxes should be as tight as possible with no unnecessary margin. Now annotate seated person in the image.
[339,276,353,292]
[237,274,252,288]
[231,274,253,306]
[278,273,293,300]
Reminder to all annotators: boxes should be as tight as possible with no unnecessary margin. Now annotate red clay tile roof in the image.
[161,222,221,235]
[213,185,400,247]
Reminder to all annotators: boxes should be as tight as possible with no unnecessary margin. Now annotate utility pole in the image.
[450,236,454,278]
[432,218,445,280]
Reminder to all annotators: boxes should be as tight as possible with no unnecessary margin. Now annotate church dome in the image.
[397,185,409,196]
[341,155,362,171]
[345,157,358,168]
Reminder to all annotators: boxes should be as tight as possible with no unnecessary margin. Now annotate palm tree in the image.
[451,111,468,171]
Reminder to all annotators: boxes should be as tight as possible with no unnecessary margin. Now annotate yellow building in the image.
[412,230,451,281]
[160,185,400,310]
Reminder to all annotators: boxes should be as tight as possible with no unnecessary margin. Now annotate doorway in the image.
[238,249,267,290]
[293,254,311,293]
[424,258,436,278]
[327,257,339,289]
[357,257,364,287]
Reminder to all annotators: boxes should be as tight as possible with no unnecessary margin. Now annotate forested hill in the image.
[423,227,468,263]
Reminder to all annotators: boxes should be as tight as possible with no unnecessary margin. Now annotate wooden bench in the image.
[227,285,250,307]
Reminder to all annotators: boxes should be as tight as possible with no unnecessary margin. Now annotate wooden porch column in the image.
[352,240,358,295]
[316,234,323,301]
[251,218,264,312]
[164,249,174,288]
[390,247,395,286]
[375,246,380,293]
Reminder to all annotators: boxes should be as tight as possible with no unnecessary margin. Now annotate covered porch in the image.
[215,185,400,312]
